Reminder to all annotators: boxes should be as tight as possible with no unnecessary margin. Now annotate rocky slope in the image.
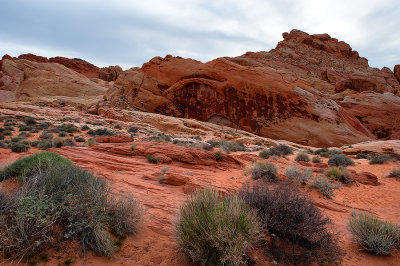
[1,29,400,147]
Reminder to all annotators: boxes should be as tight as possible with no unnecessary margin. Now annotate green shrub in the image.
[176,189,259,265]
[81,125,90,131]
[11,136,23,143]
[23,116,37,126]
[326,167,352,184]
[53,137,65,148]
[285,165,312,184]
[130,145,136,151]
[312,155,322,163]
[311,176,341,198]
[0,151,72,181]
[349,213,400,255]
[388,168,400,178]
[215,151,222,161]
[295,152,310,162]
[3,130,12,135]
[314,148,341,158]
[88,128,115,136]
[217,139,245,153]
[269,144,293,156]
[356,153,369,159]
[369,154,392,165]
[11,143,29,153]
[59,131,67,137]
[114,125,122,130]
[251,162,278,182]
[30,128,39,133]
[39,131,53,140]
[18,124,32,132]
[146,154,160,164]
[259,149,271,159]
[38,122,51,129]
[38,139,53,150]
[128,127,138,134]
[31,140,40,147]
[74,136,86,142]
[240,183,342,264]
[328,154,354,166]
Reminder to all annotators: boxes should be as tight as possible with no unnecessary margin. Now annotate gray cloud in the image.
[0,0,399,70]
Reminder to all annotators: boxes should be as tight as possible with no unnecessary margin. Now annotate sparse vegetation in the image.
[53,137,65,148]
[74,136,86,142]
[388,168,400,179]
[37,139,53,150]
[285,165,312,184]
[176,189,260,266]
[369,154,392,165]
[349,213,400,255]
[128,127,138,134]
[312,155,322,163]
[356,153,369,159]
[130,145,136,151]
[295,152,310,162]
[240,182,342,264]
[268,144,293,157]
[11,142,29,153]
[311,176,341,198]
[259,149,271,159]
[146,154,160,164]
[81,125,90,131]
[251,162,278,182]
[326,167,352,184]
[215,151,222,161]
[88,128,115,136]
[328,153,354,166]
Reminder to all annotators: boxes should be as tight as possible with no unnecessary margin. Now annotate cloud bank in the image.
[0,0,399,69]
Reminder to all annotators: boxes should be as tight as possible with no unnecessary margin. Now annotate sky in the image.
[0,0,399,70]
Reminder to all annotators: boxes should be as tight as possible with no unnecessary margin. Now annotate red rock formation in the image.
[49,56,99,78]
[99,65,123,81]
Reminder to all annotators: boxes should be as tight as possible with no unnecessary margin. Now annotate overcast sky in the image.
[0,0,399,70]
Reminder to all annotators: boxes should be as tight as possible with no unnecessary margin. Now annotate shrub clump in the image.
[328,153,354,167]
[38,139,53,150]
[295,152,310,162]
[88,128,115,136]
[176,189,260,266]
[285,165,312,185]
[269,144,293,157]
[53,137,65,148]
[310,176,341,198]
[349,213,400,255]
[259,149,271,159]
[369,154,392,165]
[240,183,342,264]
[0,159,143,260]
[11,143,29,153]
[356,153,369,159]
[146,154,160,164]
[251,162,278,182]
[312,155,322,163]
[326,167,352,184]
[388,168,400,179]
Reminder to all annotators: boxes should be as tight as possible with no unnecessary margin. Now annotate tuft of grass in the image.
[146,154,160,164]
[295,152,310,162]
[176,189,260,266]
[349,213,400,255]
[285,165,312,185]
[0,151,72,181]
[251,162,278,182]
[311,176,341,198]
[369,154,392,165]
[326,167,352,184]
[328,153,354,167]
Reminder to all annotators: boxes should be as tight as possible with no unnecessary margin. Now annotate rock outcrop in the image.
[104,30,400,147]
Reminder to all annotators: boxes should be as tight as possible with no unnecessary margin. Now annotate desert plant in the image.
[356,153,369,159]
[39,131,53,140]
[59,131,67,137]
[146,154,160,164]
[217,139,246,153]
[38,139,53,150]
[23,116,37,126]
[128,127,138,134]
[18,124,32,132]
[295,152,310,162]
[369,154,392,165]
[114,125,122,130]
[74,136,86,142]
[285,165,312,184]
[349,213,400,255]
[30,128,39,133]
[311,176,341,198]
[3,130,12,135]
[312,155,322,163]
[388,168,400,178]
[215,151,223,161]
[259,149,271,159]
[251,162,278,182]
[88,128,115,136]
[240,182,342,264]
[176,189,260,266]
[81,125,90,131]
[269,144,293,157]
[326,167,352,184]
[53,137,65,148]
[328,153,354,167]
[130,145,136,151]
[11,143,29,153]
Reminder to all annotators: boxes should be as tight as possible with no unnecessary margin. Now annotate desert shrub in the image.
[240,183,342,264]
[88,128,115,136]
[0,134,3,140]
[18,124,32,132]
[23,116,37,125]
[356,153,369,159]
[114,125,122,130]
[53,137,65,148]
[349,213,400,255]
[251,162,278,182]
[314,148,341,158]
[58,131,67,137]
[176,189,260,266]
[74,136,86,142]
[38,139,53,150]
[312,155,322,163]
[0,151,72,181]
[326,167,352,184]
[0,162,143,259]
[3,130,12,136]
[146,154,160,164]
[39,131,53,140]
[201,143,213,151]
[64,139,75,147]
[388,168,400,178]
[31,140,40,147]
[217,139,245,153]
[295,152,310,162]
[259,149,271,159]
[81,125,90,131]
[50,124,79,133]
[130,145,136,151]
[128,127,138,134]
[87,138,97,146]
[11,136,23,143]
[215,151,223,161]
[285,165,312,184]
[369,154,392,165]
[310,176,341,198]
[269,144,293,156]
[38,122,51,129]
[30,128,39,133]
[0,141,9,149]
[328,153,354,166]
[11,143,29,153]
